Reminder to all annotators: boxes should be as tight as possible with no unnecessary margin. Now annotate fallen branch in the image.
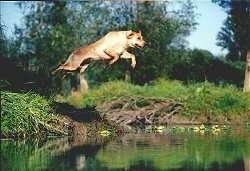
[96,96,183,128]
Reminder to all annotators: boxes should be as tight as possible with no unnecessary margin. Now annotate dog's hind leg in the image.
[79,64,89,74]
[79,64,89,93]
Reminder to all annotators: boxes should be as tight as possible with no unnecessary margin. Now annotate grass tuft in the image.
[1,91,57,138]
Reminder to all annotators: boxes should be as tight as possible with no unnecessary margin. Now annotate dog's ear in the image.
[138,30,141,35]
[126,30,134,39]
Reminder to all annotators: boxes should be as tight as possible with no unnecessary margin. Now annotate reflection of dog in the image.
[53,30,145,75]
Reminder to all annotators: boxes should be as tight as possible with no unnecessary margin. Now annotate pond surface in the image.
[1,126,250,171]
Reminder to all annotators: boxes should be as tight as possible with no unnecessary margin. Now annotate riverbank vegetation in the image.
[1,1,250,137]
[61,79,250,124]
[1,91,70,138]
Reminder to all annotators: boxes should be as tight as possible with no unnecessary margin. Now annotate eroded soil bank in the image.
[53,98,250,138]
[1,98,249,139]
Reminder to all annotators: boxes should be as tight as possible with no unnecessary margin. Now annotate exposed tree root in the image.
[96,96,183,129]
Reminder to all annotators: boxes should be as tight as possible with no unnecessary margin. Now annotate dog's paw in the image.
[62,74,67,79]
[109,61,114,65]
[131,62,136,68]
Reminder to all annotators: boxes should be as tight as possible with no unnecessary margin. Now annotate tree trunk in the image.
[79,72,88,94]
[244,157,250,171]
[61,77,71,96]
[125,70,131,82]
[243,50,250,92]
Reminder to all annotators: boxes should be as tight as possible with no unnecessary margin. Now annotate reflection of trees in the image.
[1,136,90,171]
[96,133,189,170]
[96,133,250,170]
[29,136,108,171]
[48,142,102,171]
[1,131,250,171]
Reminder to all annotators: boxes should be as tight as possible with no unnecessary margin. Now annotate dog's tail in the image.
[52,65,63,75]
[52,53,75,75]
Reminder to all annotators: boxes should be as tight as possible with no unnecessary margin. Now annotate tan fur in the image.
[53,30,145,75]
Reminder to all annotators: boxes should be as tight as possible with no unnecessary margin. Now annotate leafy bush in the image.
[1,91,56,137]
[184,82,250,117]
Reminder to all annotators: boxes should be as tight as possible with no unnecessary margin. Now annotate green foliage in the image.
[213,0,250,61]
[64,80,250,119]
[1,1,246,93]
[13,1,77,90]
[0,24,8,57]
[87,48,244,86]
[66,81,142,108]
[9,1,198,89]
[184,81,250,116]
[86,1,197,85]
[169,49,245,85]
[64,79,189,108]
[145,79,189,100]
[1,91,56,137]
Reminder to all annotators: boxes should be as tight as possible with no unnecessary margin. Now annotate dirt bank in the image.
[54,98,250,137]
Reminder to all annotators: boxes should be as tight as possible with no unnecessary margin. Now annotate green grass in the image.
[64,79,250,119]
[1,91,57,138]
[185,82,250,117]
[2,80,249,137]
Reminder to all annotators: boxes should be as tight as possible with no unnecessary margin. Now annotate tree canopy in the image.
[213,0,250,61]
[0,1,246,93]
[6,1,197,87]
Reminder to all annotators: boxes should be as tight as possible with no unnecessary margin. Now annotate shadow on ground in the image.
[54,102,100,123]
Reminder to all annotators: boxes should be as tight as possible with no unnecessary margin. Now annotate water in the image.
[1,126,250,171]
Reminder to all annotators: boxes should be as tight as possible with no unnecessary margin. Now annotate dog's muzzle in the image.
[135,42,145,48]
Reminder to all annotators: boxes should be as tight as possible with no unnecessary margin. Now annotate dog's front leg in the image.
[104,49,119,65]
[79,64,89,74]
[120,51,136,68]
[79,64,89,93]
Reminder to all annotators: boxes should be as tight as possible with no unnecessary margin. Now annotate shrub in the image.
[1,91,56,137]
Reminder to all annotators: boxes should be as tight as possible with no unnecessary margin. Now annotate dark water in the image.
[1,126,250,171]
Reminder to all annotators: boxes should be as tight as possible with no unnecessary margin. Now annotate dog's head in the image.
[126,30,145,48]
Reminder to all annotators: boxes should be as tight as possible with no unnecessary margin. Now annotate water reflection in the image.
[1,128,250,171]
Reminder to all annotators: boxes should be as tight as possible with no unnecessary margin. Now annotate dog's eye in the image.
[137,37,141,40]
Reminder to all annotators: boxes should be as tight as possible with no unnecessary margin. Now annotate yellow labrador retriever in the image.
[53,30,145,75]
